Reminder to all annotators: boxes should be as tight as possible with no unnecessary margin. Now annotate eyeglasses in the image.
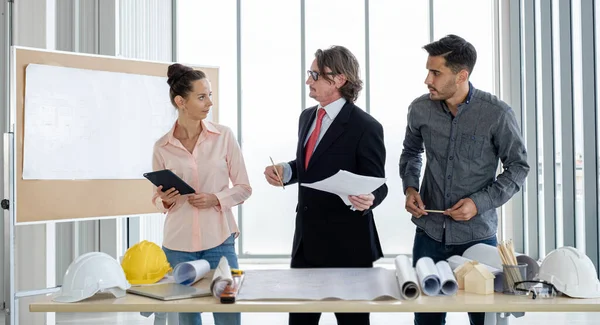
[513,280,558,299]
[307,70,336,81]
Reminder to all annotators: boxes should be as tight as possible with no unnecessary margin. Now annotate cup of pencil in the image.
[501,264,527,295]
[497,240,527,295]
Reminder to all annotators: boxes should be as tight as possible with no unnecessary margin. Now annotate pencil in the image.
[269,156,285,189]
[424,209,445,213]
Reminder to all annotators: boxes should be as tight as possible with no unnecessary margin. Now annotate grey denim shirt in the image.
[399,86,529,245]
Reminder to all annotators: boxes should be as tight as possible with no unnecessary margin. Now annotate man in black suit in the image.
[264,45,388,325]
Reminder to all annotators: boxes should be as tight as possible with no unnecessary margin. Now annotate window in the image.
[552,0,564,247]
[596,0,600,258]
[534,0,546,256]
[305,0,366,110]
[172,0,498,258]
[571,0,586,252]
[433,0,495,94]
[239,0,301,255]
[368,2,429,254]
[177,0,238,136]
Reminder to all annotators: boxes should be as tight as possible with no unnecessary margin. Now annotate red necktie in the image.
[305,108,326,169]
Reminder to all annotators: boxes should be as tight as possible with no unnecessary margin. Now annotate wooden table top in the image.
[29,291,600,313]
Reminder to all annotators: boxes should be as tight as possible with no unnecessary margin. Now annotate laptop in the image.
[127,283,212,301]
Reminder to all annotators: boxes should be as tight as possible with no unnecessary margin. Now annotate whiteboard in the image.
[23,63,178,180]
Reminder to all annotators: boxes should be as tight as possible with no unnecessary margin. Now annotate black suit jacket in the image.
[286,101,388,267]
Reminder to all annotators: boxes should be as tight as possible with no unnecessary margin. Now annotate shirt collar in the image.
[440,82,475,113]
[465,82,474,104]
[318,97,347,120]
[159,119,220,147]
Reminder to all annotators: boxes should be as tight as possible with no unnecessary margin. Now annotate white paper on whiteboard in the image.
[23,64,178,180]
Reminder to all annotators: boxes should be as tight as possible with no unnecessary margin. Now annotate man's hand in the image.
[405,187,428,218]
[264,164,285,187]
[444,198,478,221]
[188,193,219,209]
[348,193,374,211]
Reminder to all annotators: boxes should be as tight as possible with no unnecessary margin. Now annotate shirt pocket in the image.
[459,134,485,159]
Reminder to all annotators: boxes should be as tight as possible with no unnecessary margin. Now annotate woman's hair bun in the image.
[167,63,193,87]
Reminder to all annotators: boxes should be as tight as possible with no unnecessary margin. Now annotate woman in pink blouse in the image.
[152,63,252,325]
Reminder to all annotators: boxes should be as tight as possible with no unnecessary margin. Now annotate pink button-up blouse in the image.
[151,120,252,252]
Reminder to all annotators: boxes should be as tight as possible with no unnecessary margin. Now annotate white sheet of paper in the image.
[300,170,386,206]
[462,244,503,270]
[462,243,539,279]
[458,243,539,292]
[236,267,402,301]
[23,64,178,180]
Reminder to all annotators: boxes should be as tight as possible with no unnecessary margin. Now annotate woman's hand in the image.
[188,193,220,209]
[156,186,180,208]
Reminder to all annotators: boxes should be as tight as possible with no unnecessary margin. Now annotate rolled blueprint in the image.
[394,255,421,300]
[210,256,233,298]
[436,261,458,296]
[173,259,210,286]
[415,257,441,296]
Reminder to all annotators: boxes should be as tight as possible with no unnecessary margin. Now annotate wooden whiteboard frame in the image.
[11,47,219,223]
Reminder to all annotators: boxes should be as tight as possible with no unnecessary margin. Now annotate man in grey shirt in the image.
[399,34,530,325]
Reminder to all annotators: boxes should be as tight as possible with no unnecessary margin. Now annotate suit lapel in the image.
[306,102,354,170]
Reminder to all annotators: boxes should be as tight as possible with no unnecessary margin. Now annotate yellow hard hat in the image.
[121,240,172,285]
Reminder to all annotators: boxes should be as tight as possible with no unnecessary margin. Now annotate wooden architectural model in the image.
[464,264,495,295]
[453,260,478,290]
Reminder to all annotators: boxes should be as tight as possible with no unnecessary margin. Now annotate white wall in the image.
[10,0,57,323]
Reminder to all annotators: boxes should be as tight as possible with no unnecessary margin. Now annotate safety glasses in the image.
[513,280,558,299]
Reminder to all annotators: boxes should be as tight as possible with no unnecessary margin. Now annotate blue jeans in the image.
[163,234,240,325]
[412,227,497,325]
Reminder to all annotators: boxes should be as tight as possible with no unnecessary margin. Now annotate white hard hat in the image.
[536,246,600,298]
[54,252,131,303]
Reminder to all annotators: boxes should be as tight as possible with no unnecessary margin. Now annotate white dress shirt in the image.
[282,98,347,182]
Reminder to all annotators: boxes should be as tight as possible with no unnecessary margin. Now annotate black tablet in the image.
[143,169,196,195]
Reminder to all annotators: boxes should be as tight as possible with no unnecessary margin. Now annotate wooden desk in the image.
[29,291,600,313]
